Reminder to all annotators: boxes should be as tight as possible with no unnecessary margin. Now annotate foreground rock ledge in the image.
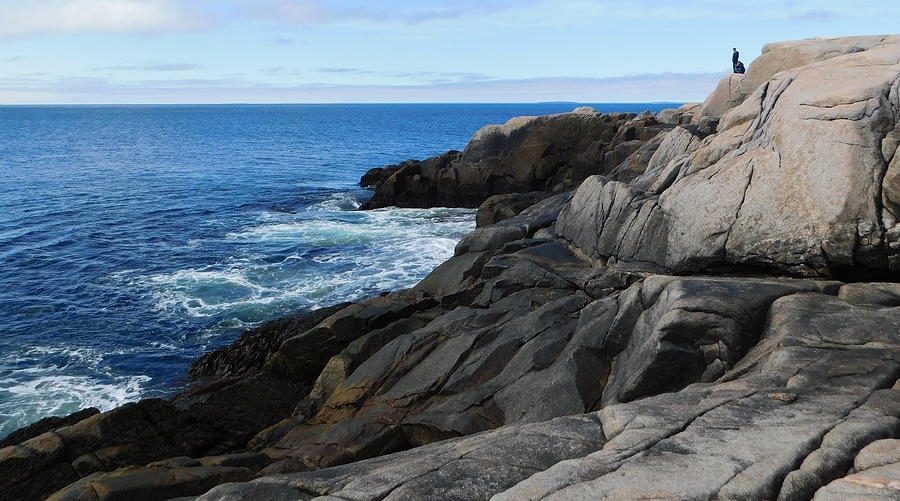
[4,34,900,501]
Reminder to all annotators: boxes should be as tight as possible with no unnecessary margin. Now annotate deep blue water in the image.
[0,102,677,437]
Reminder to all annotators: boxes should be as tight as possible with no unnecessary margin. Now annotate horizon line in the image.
[0,100,690,106]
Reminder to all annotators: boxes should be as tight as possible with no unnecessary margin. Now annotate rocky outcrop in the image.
[360,108,673,209]
[6,34,900,501]
[180,283,900,501]
[559,34,900,277]
[697,35,895,122]
[190,304,349,379]
[475,191,551,227]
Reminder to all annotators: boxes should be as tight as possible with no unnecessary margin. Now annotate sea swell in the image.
[0,103,632,439]
[0,189,474,437]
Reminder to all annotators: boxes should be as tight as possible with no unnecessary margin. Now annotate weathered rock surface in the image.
[698,35,894,122]
[191,292,900,501]
[361,108,672,209]
[7,34,900,501]
[814,438,900,500]
[559,34,900,277]
[475,191,551,227]
[191,304,349,379]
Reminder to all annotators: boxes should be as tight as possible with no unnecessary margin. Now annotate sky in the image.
[1,0,899,104]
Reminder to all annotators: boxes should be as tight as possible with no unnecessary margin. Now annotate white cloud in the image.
[0,0,207,37]
[240,0,527,26]
[0,71,724,104]
[96,62,203,71]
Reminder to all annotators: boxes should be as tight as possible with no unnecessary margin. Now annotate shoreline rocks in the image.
[5,34,900,501]
[359,108,675,210]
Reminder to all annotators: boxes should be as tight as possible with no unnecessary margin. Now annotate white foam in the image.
[0,344,151,437]
[131,201,475,326]
[0,373,149,436]
[312,192,362,212]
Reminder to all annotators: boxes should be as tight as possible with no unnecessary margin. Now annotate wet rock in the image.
[0,399,225,501]
[359,167,384,187]
[0,407,99,448]
[190,304,349,379]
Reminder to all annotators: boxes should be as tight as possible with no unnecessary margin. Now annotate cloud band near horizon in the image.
[0,72,725,105]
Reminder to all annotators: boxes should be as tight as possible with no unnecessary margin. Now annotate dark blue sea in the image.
[0,102,677,437]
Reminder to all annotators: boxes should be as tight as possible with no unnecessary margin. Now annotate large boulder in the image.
[361,109,672,209]
[698,35,893,122]
[559,34,900,277]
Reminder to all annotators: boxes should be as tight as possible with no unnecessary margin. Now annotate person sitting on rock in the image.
[734,60,746,74]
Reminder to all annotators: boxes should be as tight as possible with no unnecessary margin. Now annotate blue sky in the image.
[1,0,898,104]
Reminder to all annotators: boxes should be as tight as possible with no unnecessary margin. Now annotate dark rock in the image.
[190,304,349,379]
[476,191,551,227]
[598,276,840,405]
[172,373,304,451]
[413,251,494,297]
[195,482,309,501]
[361,110,669,210]
[0,407,99,448]
[0,399,224,501]
[455,192,573,256]
[501,237,552,254]
[359,167,384,187]
[199,291,900,501]
[264,291,436,382]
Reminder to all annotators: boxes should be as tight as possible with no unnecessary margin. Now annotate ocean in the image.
[0,102,677,438]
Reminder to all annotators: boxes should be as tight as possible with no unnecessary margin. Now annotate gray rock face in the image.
[476,191,552,227]
[455,192,573,256]
[191,292,900,501]
[698,35,893,123]
[558,34,900,277]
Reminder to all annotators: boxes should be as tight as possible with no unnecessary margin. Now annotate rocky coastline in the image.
[4,34,900,500]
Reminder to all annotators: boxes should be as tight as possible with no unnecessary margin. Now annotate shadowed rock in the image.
[360,109,672,209]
